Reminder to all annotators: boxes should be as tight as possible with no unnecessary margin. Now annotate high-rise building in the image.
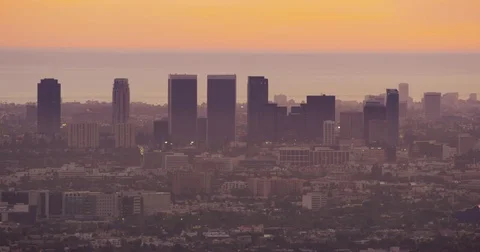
[423,92,442,119]
[112,78,130,125]
[363,101,386,145]
[305,95,335,142]
[469,93,478,102]
[276,106,288,142]
[37,78,61,135]
[323,120,336,146]
[153,119,169,149]
[67,123,100,149]
[273,94,288,106]
[368,119,387,146]
[260,103,278,142]
[114,123,136,148]
[168,74,197,146]
[339,111,363,140]
[398,83,409,102]
[207,75,236,150]
[247,76,268,144]
[386,89,399,148]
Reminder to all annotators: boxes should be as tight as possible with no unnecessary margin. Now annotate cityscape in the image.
[0,75,480,252]
[2,0,480,251]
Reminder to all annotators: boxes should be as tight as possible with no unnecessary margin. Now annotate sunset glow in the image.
[1,0,479,51]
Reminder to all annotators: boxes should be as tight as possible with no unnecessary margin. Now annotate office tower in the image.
[339,111,364,140]
[207,75,236,150]
[260,103,278,142]
[286,106,306,142]
[469,93,478,102]
[365,94,386,105]
[305,95,335,142]
[25,103,37,124]
[399,101,408,118]
[442,92,459,109]
[368,120,387,146]
[276,106,288,142]
[196,117,207,148]
[168,74,197,146]
[363,101,386,145]
[112,78,130,125]
[114,123,136,148]
[153,119,169,148]
[247,76,269,144]
[37,78,61,135]
[274,94,288,106]
[423,92,442,119]
[398,83,409,102]
[385,89,399,147]
[67,123,100,149]
[323,120,336,146]
[458,134,476,155]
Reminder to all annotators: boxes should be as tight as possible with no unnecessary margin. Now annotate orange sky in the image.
[1,0,479,52]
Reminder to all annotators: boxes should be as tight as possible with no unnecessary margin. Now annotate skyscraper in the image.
[423,92,442,120]
[207,75,236,150]
[398,83,409,102]
[339,111,364,140]
[260,103,278,143]
[363,101,386,145]
[37,78,61,135]
[385,89,399,147]
[168,74,197,146]
[112,78,130,125]
[305,95,335,142]
[247,76,268,144]
[323,120,336,146]
[153,119,169,149]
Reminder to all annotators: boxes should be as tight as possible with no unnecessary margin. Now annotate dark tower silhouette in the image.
[153,119,169,149]
[386,89,399,146]
[260,103,278,143]
[247,76,268,144]
[112,78,130,125]
[385,89,399,161]
[168,74,197,147]
[363,101,386,146]
[207,75,236,150]
[305,95,335,142]
[37,78,61,135]
[339,111,364,140]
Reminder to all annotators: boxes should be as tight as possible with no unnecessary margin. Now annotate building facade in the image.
[37,78,61,135]
[112,78,130,125]
[67,123,100,149]
[168,74,197,146]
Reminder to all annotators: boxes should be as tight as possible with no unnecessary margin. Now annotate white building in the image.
[67,123,100,149]
[114,123,136,148]
[221,181,248,194]
[302,192,327,211]
[278,147,311,167]
[323,120,336,146]
[142,192,171,215]
[164,153,190,170]
[311,147,351,166]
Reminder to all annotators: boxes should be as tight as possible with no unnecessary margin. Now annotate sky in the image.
[1,0,479,52]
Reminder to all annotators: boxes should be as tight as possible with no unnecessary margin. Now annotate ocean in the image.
[0,50,479,104]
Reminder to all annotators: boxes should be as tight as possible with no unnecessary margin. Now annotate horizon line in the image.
[1,47,479,54]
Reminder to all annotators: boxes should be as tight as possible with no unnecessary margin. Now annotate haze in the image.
[1,0,480,52]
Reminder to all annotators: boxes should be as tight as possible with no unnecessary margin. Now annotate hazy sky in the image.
[1,0,479,52]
